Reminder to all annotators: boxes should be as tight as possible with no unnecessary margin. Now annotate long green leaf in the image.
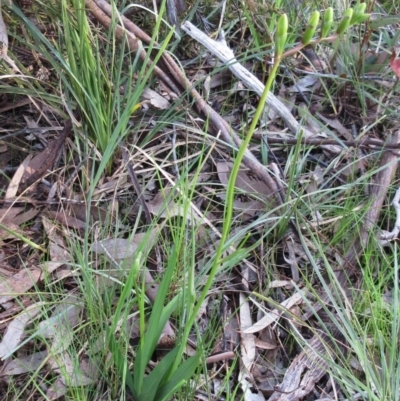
[155,353,201,401]
[133,245,180,393]
[138,348,180,401]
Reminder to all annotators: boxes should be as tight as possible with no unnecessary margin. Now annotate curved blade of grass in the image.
[0,222,45,251]
[106,326,136,398]
[154,352,201,401]
[138,348,180,401]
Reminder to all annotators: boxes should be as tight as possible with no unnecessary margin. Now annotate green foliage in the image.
[336,8,353,35]
[320,7,334,39]
[279,3,370,59]
[275,14,288,58]
[302,11,320,45]
[107,251,200,401]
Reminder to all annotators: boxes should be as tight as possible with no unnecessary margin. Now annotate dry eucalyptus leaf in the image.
[316,113,353,141]
[0,303,43,359]
[45,377,67,400]
[44,210,86,230]
[216,161,272,197]
[244,291,306,334]
[92,230,158,261]
[48,352,98,387]
[42,217,71,263]
[0,267,43,304]
[141,87,170,109]
[5,155,32,199]
[35,295,83,354]
[288,75,319,93]
[147,188,190,219]
[36,295,82,338]
[1,351,48,376]
[0,206,39,239]
[254,338,278,350]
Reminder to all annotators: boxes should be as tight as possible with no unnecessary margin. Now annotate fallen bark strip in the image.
[269,129,400,401]
[87,0,283,203]
[181,21,315,139]
[268,327,342,401]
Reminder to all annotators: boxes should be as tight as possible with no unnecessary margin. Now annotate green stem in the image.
[181,57,283,355]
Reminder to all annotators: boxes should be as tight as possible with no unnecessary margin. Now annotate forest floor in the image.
[1,1,400,400]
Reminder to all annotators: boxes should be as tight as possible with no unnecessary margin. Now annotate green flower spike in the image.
[350,2,370,25]
[336,8,353,35]
[353,1,367,16]
[302,11,320,45]
[320,7,333,39]
[275,13,288,58]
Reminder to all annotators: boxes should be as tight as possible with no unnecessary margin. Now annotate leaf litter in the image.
[1,1,400,400]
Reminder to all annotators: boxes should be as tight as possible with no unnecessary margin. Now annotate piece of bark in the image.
[268,327,342,401]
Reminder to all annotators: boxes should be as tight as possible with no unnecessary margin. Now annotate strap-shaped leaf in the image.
[133,245,180,393]
[155,353,201,401]
[137,348,180,401]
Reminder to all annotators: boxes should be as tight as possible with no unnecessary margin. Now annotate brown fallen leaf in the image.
[44,210,86,230]
[92,230,158,261]
[5,155,32,199]
[216,161,273,197]
[20,118,74,192]
[389,47,400,78]
[0,302,43,359]
[1,350,48,376]
[69,203,108,224]
[141,87,170,109]
[1,205,37,222]
[0,267,43,304]
[48,352,98,387]
[244,291,306,334]
[147,187,190,219]
[0,298,34,332]
[254,337,278,350]
[0,206,40,239]
[34,294,82,355]
[42,217,71,263]
[45,377,67,400]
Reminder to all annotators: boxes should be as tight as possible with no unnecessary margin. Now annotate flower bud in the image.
[336,8,353,35]
[351,2,369,25]
[302,11,320,45]
[320,7,333,39]
[275,14,288,58]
